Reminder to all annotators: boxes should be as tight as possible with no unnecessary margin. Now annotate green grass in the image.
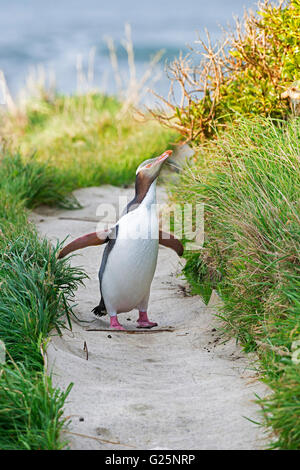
[0,365,72,450]
[0,233,85,369]
[171,117,300,449]
[0,152,86,449]
[3,93,177,188]
[0,153,79,210]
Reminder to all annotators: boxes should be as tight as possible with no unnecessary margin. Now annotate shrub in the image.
[152,0,300,141]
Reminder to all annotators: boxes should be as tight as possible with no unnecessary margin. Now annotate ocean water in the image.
[0,0,259,102]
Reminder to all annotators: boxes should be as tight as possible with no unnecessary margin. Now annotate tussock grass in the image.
[0,234,85,369]
[0,153,79,209]
[0,152,86,449]
[172,117,300,448]
[2,93,177,188]
[0,365,72,450]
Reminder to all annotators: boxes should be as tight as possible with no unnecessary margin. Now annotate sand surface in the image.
[31,186,268,450]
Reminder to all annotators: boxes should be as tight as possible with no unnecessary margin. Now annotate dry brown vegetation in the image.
[150,0,300,142]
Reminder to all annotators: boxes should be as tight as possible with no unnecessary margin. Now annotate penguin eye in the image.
[136,158,155,174]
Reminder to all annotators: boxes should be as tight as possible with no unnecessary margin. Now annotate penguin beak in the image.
[151,150,173,178]
[155,150,173,166]
[144,150,172,169]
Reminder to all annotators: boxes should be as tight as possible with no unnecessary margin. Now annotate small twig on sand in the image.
[85,328,175,334]
[66,431,136,448]
[59,216,101,223]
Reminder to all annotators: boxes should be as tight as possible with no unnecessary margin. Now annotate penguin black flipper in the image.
[92,225,119,317]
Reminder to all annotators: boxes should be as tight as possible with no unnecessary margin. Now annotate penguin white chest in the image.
[101,205,159,314]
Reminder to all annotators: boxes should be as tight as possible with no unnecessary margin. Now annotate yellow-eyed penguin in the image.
[59,150,183,330]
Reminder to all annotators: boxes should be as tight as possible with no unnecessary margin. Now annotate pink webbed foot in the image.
[137,311,158,329]
[110,316,126,331]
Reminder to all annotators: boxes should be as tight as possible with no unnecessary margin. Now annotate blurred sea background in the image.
[0,0,258,103]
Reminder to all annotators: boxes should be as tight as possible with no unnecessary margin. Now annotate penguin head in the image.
[136,150,172,180]
[134,150,172,201]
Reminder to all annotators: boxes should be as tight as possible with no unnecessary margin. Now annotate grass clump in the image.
[171,117,300,448]
[0,234,85,369]
[0,153,79,209]
[2,93,177,188]
[0,365,72,450]
[0,151,86,449]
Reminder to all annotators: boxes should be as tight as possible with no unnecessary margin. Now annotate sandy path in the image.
[31,186,268,450]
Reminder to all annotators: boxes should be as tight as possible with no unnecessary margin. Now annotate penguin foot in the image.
[137,311,158,329]
[137,321,158,329]
[110,316,126,331]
